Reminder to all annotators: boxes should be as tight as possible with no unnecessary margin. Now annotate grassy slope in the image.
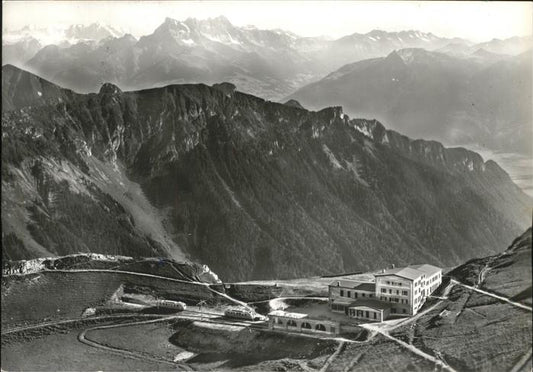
[1,271,218,329]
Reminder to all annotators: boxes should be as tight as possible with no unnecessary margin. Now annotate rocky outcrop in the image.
[2,253,221,284]
[284,99,305,110]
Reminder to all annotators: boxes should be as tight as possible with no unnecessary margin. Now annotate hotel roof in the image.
[375,264,442,280]
[374,267,424,280]
[328,280,376,292]
[348,299,392,311]
[409,264,441,276]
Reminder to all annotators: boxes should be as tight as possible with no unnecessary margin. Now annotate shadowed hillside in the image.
[2,65,531,281]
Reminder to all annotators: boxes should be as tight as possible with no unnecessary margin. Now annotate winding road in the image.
[4,261,531,371]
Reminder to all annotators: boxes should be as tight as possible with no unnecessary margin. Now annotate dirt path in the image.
[76,311,276,368]
[39,268,211,286]
[360,323,457,372]
[451,280,532,312]
[24,268,256,311]
[1,314,154,335]
[510,347,532,372]
[78,316,186,368]
[341,349,367,372]
[320,341,346,372]
[206,285,255,311]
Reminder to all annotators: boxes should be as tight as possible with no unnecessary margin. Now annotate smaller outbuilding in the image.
[347,299,391,322]
[268,310,340,335]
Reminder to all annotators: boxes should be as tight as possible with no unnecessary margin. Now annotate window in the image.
[402,309,407,314]
[354,292,358,298]
[340,290,344,296]
[386,281,390,285]
[381,288,386,293]
[373,312,377,319]
[389,289,392,294]
[347,291,351,298]
[402,291,408,296]
[362,293,365,297]
[365,311,369,318]
[394,298,399,303]
[396,290,399,295]
[316,324,326,331]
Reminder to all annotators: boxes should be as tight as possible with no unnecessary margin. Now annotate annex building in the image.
[329,264,442,322]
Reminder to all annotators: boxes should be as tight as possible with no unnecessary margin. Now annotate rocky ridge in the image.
[2,65,531,281]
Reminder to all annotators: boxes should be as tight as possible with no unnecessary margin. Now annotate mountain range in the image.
[4,18,531,198]
[2,65,531,281]
[4,17,530,101]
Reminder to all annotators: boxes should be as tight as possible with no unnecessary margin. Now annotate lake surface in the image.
[461,144,533,198]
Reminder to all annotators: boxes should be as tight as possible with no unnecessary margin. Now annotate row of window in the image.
[384,280,404,286]
[275,318,327,331]
[391,308,407,314]
[380,288,408,296]
[380,296,409,304]
[349,309,378,319]
[429,274,440,283]
[339,290,374,299]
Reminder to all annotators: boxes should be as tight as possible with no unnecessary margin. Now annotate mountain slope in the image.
[2,64,78,111]
[2,37,42,67]
[2,66,531,281]
[287,48,532,157]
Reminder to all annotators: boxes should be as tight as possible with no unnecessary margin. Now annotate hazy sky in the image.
[3,1,532,42]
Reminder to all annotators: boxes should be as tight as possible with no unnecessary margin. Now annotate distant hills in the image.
[2,65,530,280]
[287,48,532,158]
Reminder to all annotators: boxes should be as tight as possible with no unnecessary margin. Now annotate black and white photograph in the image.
[1,1,532,370]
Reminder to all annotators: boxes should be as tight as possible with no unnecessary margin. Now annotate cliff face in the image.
[2,66,531,281]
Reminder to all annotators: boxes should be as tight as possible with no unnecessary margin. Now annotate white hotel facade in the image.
[329,264,442,322]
